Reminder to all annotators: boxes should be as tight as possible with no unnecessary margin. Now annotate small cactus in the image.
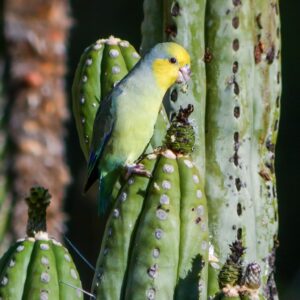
[92,106,208,299]
[0,187,83,299]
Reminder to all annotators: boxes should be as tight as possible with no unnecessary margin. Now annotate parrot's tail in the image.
[98,170,119,215]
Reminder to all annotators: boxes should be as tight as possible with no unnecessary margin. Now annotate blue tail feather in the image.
[98,171,119,215]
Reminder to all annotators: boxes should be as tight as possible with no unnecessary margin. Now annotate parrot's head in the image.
[148,42,191,91]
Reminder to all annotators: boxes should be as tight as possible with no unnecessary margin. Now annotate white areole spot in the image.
[119,192,127,202]
[196,190,203,199]
[93,43,102,50]
[64,254,71,262]
[9,259,15,268]
[109,49,119,58]
[41,272,50,283]
[154,229,163,240]
[160,194,170,205]
[163,164,174,174]
[40,243,49,250]
[162,180,171,190]
[201,241,208,250]
[156,209,167,220]
[184,159,193,168]
[147,153,157,160]
[128,178,134,185]
[132,52,140,59]
[197,205,204,216]
[70,269,78,280]
[16,245,25,252]
[41,256,49,265]
[193,174,199,184]
[113,209,120,218]
[1,276,8,286]
[40,290,49,300]
[119,41,129,47]
[112,65,121,74]
[86,58,92,65]
[163,149,176,159]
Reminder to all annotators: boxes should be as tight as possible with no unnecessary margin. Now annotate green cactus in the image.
[205,0,281,298]
[72,36,140,160]
[92,107,208,299]
[72,36,169,160]
[0,187,83,299]
[69,0,281,297]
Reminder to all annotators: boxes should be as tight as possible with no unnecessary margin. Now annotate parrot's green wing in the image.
[84,91,117,191]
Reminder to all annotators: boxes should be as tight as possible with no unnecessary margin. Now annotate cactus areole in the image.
[0,187,83,299]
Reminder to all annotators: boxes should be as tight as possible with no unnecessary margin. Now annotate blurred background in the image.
[0,0,299,299]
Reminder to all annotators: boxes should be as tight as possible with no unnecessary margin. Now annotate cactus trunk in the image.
[205,0,281,298]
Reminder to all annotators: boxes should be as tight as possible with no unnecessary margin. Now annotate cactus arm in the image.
[175,157,208,300]
[92,155,157,299]
[0,241,34,299]
[205,0,258,296]
[72,42,104,159]
[251,0,281,294]
[52,242,83,299]
[124,153,181,299]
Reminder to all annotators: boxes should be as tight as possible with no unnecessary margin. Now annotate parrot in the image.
[84,42,191,214]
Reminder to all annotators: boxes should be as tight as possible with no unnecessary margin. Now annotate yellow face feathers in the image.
[151,43,191,91]
[167,43,191,67]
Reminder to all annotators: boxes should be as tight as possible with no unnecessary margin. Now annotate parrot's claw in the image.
[125,163,152,180]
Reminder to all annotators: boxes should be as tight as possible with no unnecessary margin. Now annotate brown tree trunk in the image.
[4,0,72,240]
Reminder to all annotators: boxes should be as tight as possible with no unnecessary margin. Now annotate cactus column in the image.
[205,0,281,298]
[141,0,207,174]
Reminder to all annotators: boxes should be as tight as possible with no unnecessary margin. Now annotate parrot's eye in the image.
[169,57,177,64]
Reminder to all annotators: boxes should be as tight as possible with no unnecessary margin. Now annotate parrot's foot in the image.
[125,163,152,180]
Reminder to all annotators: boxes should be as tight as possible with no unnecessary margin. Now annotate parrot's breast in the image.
[111,73,165,165]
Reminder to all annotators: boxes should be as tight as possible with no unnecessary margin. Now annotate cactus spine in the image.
[0,187,83,299]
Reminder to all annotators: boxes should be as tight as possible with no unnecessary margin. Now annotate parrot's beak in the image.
[176,64,191,84]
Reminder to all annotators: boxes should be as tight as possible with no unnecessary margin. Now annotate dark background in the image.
[65,0,300,298]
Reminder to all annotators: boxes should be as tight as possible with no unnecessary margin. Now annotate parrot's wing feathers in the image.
[85,92,116,191]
